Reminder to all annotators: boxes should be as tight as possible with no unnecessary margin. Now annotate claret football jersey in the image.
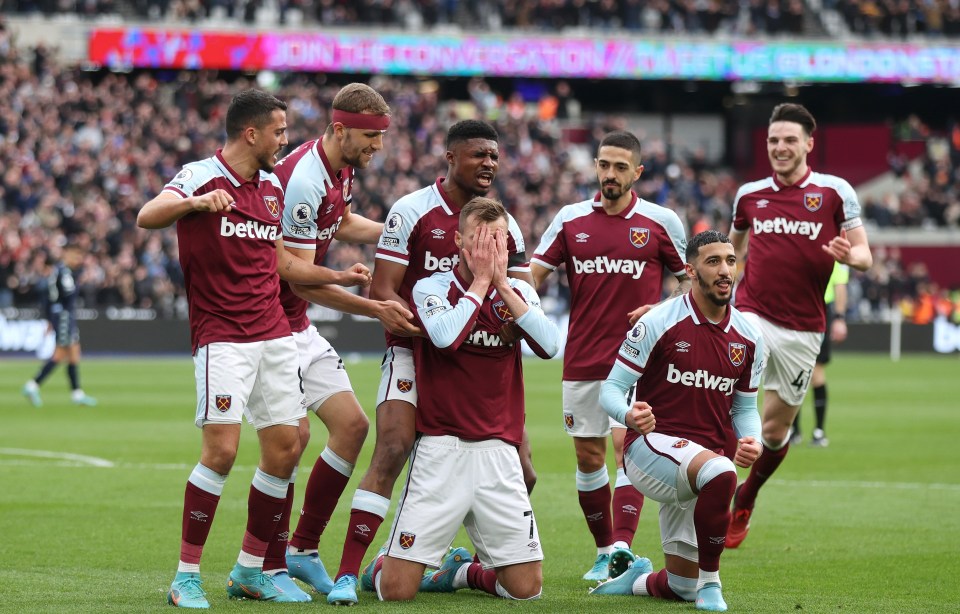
[532,192,687,380]
[375,178,528,350]
[732,168,863,333]
[163,150,289,353]
[615,294,764,453]
[274,139,355,333]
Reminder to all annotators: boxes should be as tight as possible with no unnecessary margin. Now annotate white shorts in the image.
[376,346,417,408]
[193,337,306,430]
[624,432,707,562]
[562,380,626,438]
[387,435,543,569]
[293,325,353,412]
[741,312,822,407]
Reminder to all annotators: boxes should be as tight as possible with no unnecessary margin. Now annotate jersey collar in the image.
[684,293,732,332]
[315,139,345,190]
[214,149,257,188]
[434,178,460,215]
[592,191,639,219]
[771,167,812,191]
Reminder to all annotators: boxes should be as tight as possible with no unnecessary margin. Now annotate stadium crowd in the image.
[1,37,958,324]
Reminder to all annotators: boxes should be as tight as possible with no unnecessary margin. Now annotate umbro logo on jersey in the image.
[757,199,769,208]
[575,232,590,243]
[431,228,446,239]
[675,341,691,352]
[324,203,335,215]
[528,541,540,551]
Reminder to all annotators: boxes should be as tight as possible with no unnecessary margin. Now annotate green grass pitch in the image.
[2,353,958,613]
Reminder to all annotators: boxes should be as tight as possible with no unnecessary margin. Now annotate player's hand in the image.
[337,263,372,288]
[822,228,852,264]
[468,225,495,285]
[191,189,234,214]
[376,300,421,337]
[628,304,655,326]
[492,229,509,287]
[625,401,655,435]
[830,317,848,343]
[734,436,762,468]
[499,321,522,344]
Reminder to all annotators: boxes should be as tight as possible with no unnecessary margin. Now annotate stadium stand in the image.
[1,20,958,325]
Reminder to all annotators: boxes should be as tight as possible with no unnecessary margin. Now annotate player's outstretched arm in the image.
[292,283,420,336]
[529,262,553,290]
[276,240,371,287]
[137,190,234,229]
[333,207,384,245]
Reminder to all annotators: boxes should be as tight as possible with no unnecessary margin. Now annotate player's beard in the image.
[601,181,626,200]
[700,275,732,307]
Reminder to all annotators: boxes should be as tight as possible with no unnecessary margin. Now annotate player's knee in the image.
[695,456,737,493]
[297,420,311,452]
[377,576,418,601]
[574,444,606,472]
[201,444,238,475]
[496,576,543,600]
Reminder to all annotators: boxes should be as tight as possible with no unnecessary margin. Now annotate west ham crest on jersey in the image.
[493,299,512,321]
[399,531,416,549]
[264,195,280,218]
[630,227,650,248]
[215,395,232,412]
[728,342,746,367]
[804,192,823,212]
[397,378,414,393]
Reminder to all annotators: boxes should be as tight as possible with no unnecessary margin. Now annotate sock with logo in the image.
[736,438,790,510]
[577,468,613,548]
[694,469,736,572]
[239,469,289,569]
[178,464,227,571]
[289,447,353,551]
[612,468,644,546]
[336,490,389,579]
[262,468,296,573]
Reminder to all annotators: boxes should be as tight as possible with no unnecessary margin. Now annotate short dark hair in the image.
[447,120,499,149]
[686,229,731,261]
[599,130,642,164]
[459,196,507,231]
[769,103,816,137]
[226,89,287,140]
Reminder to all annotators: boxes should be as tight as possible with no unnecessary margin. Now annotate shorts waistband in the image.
[418,435,510,450]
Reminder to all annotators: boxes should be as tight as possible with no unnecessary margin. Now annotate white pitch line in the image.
[0,447,114,468]
[1,455,959,493]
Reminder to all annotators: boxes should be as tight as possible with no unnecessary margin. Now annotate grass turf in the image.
[1,353,958,613]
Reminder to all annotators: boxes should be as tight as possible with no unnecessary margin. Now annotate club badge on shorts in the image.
[399,531,416,549]
[215,395,232,412]
[396,378,413,393]
[563,412,575,429]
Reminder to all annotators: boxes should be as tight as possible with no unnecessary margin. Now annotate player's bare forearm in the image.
[529,263,551,289]
[334,211,384,245]
[292,284,419,335]
[370,259,412,309]
[137,191,233,229]
[671,275,692,297]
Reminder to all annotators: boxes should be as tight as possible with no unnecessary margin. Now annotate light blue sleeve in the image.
[730,391,761,441]
[281,172,327,249]
[600,362,641,426]
[512,281,560,358]
[376,197,422,264]
[163,160,216,197]
[412,276,480,350]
